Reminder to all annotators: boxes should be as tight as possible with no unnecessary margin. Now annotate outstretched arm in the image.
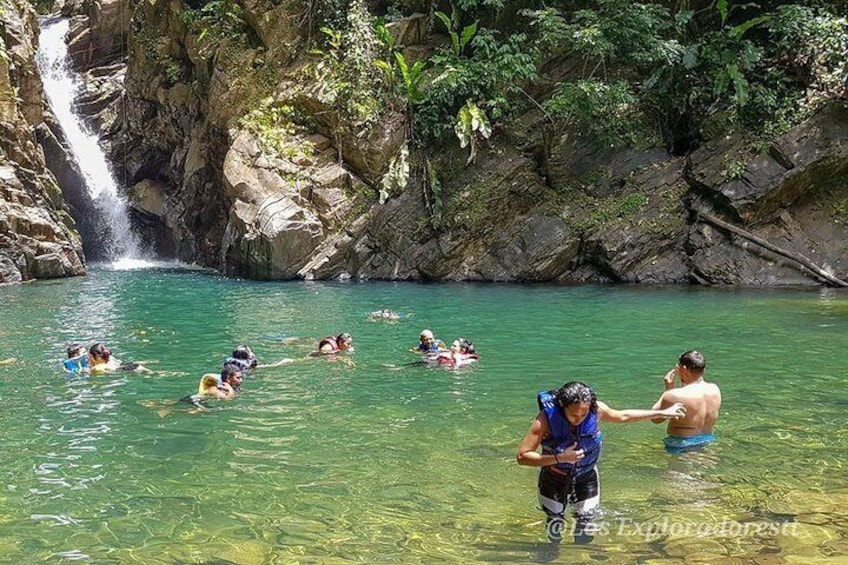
[650,390,677,423]
[257,358,296,368]
[598,400,686,424]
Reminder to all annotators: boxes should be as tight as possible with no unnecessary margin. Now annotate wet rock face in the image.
[66,0,131,72]
[683,105,848,286]
[57,0,848,286]
[0,0,86,283]
[688,105,848,224]
[0,162,86,283]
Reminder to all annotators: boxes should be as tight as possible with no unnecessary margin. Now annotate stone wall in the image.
[0,0,85,283]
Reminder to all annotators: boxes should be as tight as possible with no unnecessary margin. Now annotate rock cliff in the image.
[0,0,85,283]
[34,0,848,286]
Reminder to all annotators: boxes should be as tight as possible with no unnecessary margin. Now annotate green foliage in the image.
[521,1,677,148]
[435,6,478,57]
[415,28,538,142]
[575,190,647,231]
[413,3,536,152]
[546,80,647,148]
[454,100,491,164]
[518,1,847,152]
[524,0,680,74]
[312,0,384,128]
[768,6,848,104]
[373,20,425,107]
[238,98,310,161]
[455,0,504,12]
[833,196,848,226]
[183,0,248,42]
[723,157,747,181]
[161,57,182,85]
[699,18,766,108]
[395,52,426,105]
[308,0,348,34]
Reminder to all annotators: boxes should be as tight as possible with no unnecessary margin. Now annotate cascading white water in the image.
[36,17,147,267]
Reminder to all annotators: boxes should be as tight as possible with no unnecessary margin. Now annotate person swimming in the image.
[88,342,148,373]
[315,333,354,355]
[368,309,401,321]
[435,338,479,369]
[180,363,243,408]
[63,342,90,374]
[411,329,446,353]
[224,345,258,373]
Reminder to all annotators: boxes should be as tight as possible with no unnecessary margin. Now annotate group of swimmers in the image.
[59,330,723,546]
[177,346,259,407]
[63,342,147,374]
[62,326,477,402]
[410,329,480,369]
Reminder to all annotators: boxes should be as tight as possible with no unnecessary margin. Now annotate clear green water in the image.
[1,267,846,563]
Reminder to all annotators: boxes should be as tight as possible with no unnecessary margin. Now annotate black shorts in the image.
[537,465,600,518]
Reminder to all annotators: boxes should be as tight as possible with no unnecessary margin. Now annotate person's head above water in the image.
[677,350,706,384]
[89,342,112,362]
[678,350,705,373]
[221,362,243,390]
[553,381,598,426]
[337,333,353,350]
[457,338,475,354]
[231,345,257,367]
[66,343,86,359]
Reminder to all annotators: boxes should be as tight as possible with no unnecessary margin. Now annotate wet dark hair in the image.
[337,333,352,342]
[221,362,243,384]
[458,339,476,354]
[89,342,111,360]
[554,382,598,413]
[66,343,85,358]
[678,350,706,373]
[232,345,258,368]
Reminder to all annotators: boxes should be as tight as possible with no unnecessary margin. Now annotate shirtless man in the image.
[652,350,722,453]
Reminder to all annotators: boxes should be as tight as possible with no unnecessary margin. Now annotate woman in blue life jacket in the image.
[516,382,686,544]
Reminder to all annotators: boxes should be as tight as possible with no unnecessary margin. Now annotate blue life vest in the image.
[417,341,442,353]
[63,355,89,374]
[537,390,602,475]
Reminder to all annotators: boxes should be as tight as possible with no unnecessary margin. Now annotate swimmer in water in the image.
[63,342,89,374]
[179,362,244,408]
[410,329,446,354]
[368,309,401,322]
[88,342,150,373]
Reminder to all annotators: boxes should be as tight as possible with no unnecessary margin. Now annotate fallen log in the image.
[696,210,848,288]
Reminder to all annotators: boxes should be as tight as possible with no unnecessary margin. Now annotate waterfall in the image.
[36,17,147,267]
